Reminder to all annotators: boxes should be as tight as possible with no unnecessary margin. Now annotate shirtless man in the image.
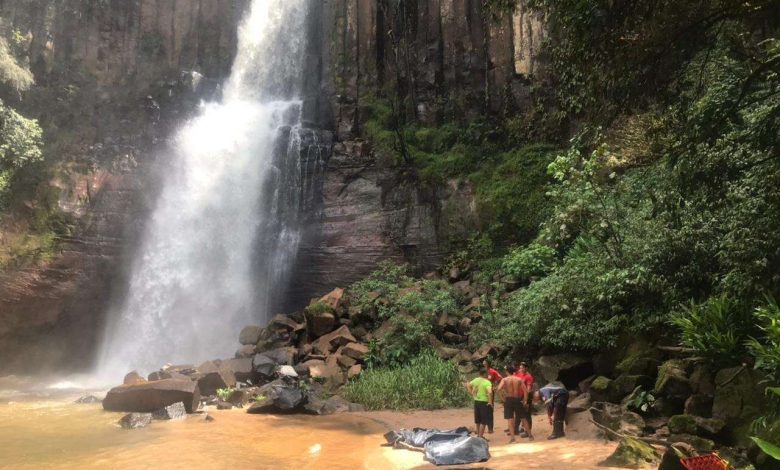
[497,365,533,443]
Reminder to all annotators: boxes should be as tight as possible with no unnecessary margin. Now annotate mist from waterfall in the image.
[97,0,312,380]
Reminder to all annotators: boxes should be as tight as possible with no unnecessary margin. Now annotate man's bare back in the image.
[498,375,527,399]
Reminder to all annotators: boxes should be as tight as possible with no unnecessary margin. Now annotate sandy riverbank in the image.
[353,406,623,469]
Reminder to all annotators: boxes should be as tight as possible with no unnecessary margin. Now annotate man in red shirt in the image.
[512,361,534,437]
[482,359,502,434]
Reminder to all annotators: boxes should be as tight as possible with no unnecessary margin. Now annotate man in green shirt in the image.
[465,368,494,439]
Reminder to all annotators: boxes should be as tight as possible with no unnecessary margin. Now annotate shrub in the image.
[216,387,233,401]
[670,295,755,366]
[502,242,558,282]
[342,351,470,410]
[748,298,780,384]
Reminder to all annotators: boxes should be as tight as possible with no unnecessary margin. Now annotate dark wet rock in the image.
[119,412,152,429]
[684,394,713,418]
[262,347,297,365]
[228,389,250,407]
[202,413,215,422]
[74,395,101,404]
[239,325,264,345]
[195,361,236,396]
[307,310,336,338]
[252,354,277,378]
[598,437,658,468]
[216,400,233,410]
[246,382,305,414]
[609,374,654,402]
[658,447,688,470]
[103,379,200,413]
[712,367,765,428]
[688,365,715,396]
[269,314,304,333]
[123,371,146,385]
[305,395,364,415]
[537,354,595,389]
[152,401,186,420]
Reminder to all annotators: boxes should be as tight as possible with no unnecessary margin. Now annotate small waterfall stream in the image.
[98,0,320,378]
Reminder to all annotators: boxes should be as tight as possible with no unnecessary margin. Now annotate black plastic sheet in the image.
[383,427,490,466]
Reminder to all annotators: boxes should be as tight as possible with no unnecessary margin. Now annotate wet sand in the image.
[355,407,623,469]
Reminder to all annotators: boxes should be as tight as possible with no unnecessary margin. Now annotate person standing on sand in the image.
[465,368,493,439]
[497,365,533,443]
[537,382,569,440]
[512,361,535,437]
[482,359,502,434]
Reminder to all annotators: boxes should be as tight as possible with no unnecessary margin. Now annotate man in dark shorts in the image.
[538,382,569,439]
[497,365,533,443]
[513,361,535,437]
[483,359,502,433]
[465,367,493,439]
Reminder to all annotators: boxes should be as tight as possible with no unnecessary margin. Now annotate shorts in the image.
[503,396,525,420]
[474,401,492,425]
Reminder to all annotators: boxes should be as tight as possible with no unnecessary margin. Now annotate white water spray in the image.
[98,0,314,380]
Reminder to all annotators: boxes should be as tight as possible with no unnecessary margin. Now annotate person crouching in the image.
[465,367,494,439]
[536,382,569,440]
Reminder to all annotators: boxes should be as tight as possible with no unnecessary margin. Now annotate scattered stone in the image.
[239,325,264,345]
[312,325,356,355]
[337,354,357,368]
[123,371,146,385]
[307,310,336,338]
[103,379,201,413]
[688,365,715,396]
[74,395,101,404]
[221,357,255,383]
[341,342,368,360]
[442,331,464,344]
[598,437,658,468]
[567,392,591,414]
[319,288,345,310]
[712,367,764,434]
[269,314,304,332]
[309,363,345,387]
[278,365,298,378]
[435,346,460,360]
[260,347,297,366]
[228,389,250,407]
[668,414,725,436]
[347,364,362,380]
[152,402,186,420]
[591,402,645,438]
[304,395,364,415]
[216,400,233,410]
[247,382,305,414]
[235,344,257,358]
[119,412,152,429]
[609,374,654,402]
[452,280,472,297]
[202,414,215,422]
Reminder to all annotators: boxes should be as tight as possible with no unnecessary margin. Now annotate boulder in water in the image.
[195,361,236,396]
[119,412,152,429]
[103,379,200,413]
[246,380,305,414]
[152,402,187,420]
[252,354,277,378]
[74,395,101,404]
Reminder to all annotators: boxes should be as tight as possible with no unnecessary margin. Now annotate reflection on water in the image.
[0,392,396,470]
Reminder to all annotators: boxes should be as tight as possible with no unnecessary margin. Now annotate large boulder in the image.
[590,376,613,402]
[246,381,305,414]
[684,395,713,418]
[598,437,658,468]
[312,325,356,355]
[591,402,646,438]
[304,395,364,415]
[239,325,264,345]
[103,379,200,413]
[119,412,152,429]
[667,434,715,452]
[252,354,277,378]
[470,343,497,363]
[306,310,336,338]
[341,342,368,361]
[235,344,257,358]
[262,347,297,365]
[712,366,766,445]
[609,375,654,402]
[318,288,345,310]
[654,360,691,405]
[536,354,595,389]
[220,357,255,383]
[668,415,725,436]
[268,314,304,333]
[195,361,236,396]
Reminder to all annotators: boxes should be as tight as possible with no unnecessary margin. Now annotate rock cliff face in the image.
[0,1,547,373]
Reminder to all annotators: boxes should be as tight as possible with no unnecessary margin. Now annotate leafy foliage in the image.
[671,295,755,366]
[342,351,470,410]
[626,390,656,414]
[749,298,780,384]
[502,242,557,282]
[216,387,233,401]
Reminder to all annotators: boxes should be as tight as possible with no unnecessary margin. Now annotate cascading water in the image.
[97,0,321,379]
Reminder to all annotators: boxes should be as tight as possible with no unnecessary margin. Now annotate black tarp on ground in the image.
[383,427,490,466]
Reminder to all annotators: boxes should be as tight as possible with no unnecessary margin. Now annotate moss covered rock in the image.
[668,433,715,452]
[668,415,698,434]
[668,414,725,436]
[655,360,691,403]
[591,376,613,402]
[609,374,654,401]
[598,437,658,468]
[712,367,766,446]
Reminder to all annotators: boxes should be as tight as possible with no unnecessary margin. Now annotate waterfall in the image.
[97,0,314,379]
